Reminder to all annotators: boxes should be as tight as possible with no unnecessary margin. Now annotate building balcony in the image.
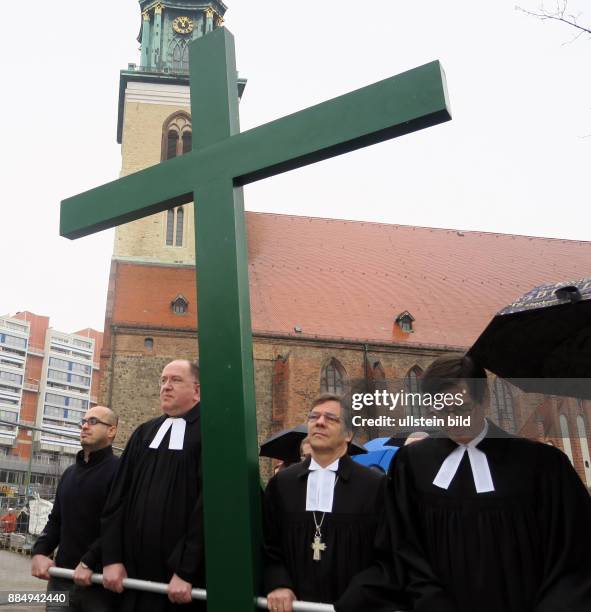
[27,345,45,357]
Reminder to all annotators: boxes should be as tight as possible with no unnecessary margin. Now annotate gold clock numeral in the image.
[173,15,194,34]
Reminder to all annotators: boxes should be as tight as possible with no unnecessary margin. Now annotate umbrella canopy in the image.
[259,424,367,463]
[352,438,399,473]
[468,277,591,399]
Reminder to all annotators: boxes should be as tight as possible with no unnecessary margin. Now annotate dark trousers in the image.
[46,577,120,612]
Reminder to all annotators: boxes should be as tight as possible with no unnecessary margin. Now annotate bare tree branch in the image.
[516,1,591,35]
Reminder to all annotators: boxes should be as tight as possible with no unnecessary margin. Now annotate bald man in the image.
[32,406,119,611]
[102,360,205,611]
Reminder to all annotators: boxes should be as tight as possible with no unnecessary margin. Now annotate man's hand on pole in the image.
[168,573,193,604]
[31,554,55,580]
[103,562,127,593]
[73,562,93,587]
[267,587,297,612]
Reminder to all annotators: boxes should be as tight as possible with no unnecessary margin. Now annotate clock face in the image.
[173,16,194,35]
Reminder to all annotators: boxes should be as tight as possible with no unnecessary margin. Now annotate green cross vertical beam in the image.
[189,31,262,610]
[60,27,451,611]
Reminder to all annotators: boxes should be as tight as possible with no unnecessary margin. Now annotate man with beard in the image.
[31,405,119,611]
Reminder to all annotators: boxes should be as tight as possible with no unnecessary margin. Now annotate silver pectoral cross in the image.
[311,535,326,561]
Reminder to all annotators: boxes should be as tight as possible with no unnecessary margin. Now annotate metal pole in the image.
[48,568,336,611]
[49,567,206,602]
[256,596,335,611]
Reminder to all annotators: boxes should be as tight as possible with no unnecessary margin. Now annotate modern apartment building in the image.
[0,312,102,502]
[0,316,29,448]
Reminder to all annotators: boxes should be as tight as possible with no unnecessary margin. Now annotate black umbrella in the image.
[259,424,367,463]
[468,277,591,399]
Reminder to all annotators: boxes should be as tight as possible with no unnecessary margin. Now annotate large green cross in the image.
[61,27,450,611]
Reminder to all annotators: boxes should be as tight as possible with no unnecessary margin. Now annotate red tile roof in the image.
[246,214,590,347]
[112,213,591,349]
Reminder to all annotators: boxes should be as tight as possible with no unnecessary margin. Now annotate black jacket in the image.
[32,445,119,570]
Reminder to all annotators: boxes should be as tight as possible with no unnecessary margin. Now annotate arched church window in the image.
[162,112,192,246]
[492,378,515,431]
[182,131,192,154]
[167,131,179,160]
[175,207,184,247]
[171,38,190,73]
[166,207,185,247]
[404,366,422,395]
[162,112,192,161]
[404,366,423,417]
[166,209,175,246]
[320,359,346,395]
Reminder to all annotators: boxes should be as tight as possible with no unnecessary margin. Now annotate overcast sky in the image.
[2,0,589,333]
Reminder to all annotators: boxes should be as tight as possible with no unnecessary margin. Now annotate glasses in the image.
[159,378,199,388]
[307,411,342,424]
[79,417,112,427]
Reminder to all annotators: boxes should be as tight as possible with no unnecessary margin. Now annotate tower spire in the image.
[137,1,228,74]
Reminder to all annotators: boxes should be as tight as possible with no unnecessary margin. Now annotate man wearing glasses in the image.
[263,393,407,612]
[31,406,120,611]
[102,360,205,611]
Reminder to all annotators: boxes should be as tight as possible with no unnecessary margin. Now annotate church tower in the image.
[113,1,240,265]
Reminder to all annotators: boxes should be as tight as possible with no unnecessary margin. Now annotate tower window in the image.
[161,113,192,247]
[166,209,175,245]
[171,295,189,315]
[162,112,192,161]
[171,38,190,73]
[175,207,184,247]
[144,338,154,350]
[166,207,185,247]
[182,131,192,154]
[167,130,179,160]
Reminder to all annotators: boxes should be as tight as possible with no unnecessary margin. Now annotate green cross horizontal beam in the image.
[60,26,451,611]
[61,57,450,239]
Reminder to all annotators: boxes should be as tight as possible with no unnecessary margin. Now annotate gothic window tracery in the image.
[491,378,515,432]
[170,37,190,73]
[162,112,192,247]
[162,112,192,161]
[404,366,423,417]
[171,295,189,315]
[320,359,347,395]
[166,207,185,247]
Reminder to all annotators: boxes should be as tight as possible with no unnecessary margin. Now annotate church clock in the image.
[172,15,194,34]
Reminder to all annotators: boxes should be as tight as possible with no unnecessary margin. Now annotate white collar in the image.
[149,417,186,450]
[309,457,340,472]
[433,420,495,494]
[306,458,339,512]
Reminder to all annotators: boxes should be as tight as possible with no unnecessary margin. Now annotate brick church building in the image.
[99,0,591,485]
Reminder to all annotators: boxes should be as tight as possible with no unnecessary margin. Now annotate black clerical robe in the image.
[102,403,205,612]
[263,454,406,607]
[349,422,591,612]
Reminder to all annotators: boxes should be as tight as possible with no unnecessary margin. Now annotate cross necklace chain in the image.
[310,476,338,561]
